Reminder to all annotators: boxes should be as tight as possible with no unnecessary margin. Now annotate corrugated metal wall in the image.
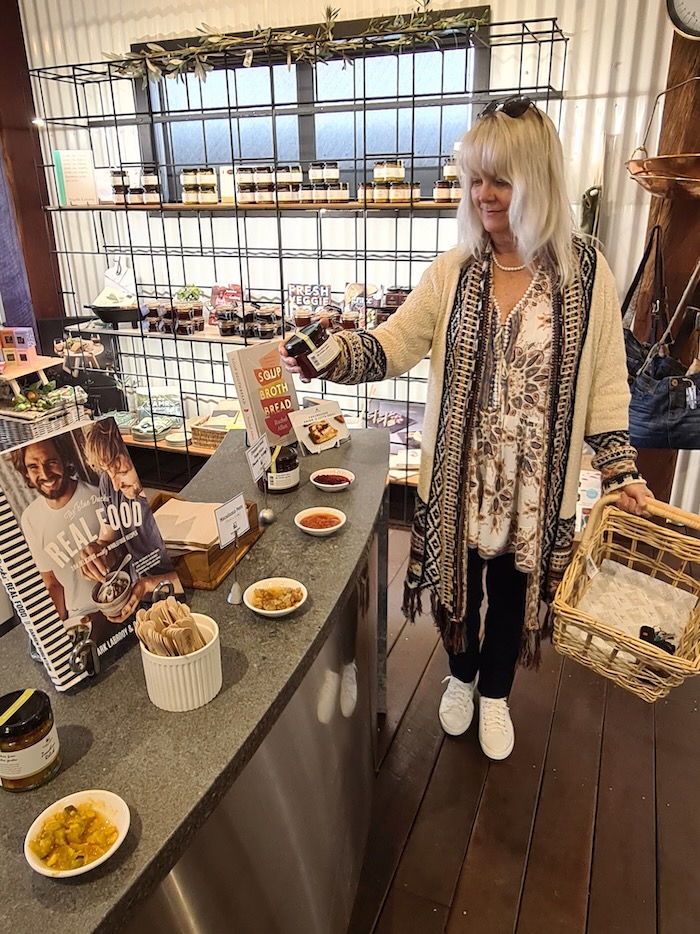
[18,0,673,289]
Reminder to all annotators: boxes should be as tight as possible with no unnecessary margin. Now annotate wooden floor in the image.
[349,529,700,934]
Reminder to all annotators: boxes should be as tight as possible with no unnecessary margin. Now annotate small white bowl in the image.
[294,507,347,537]
[24,789,130,878]
[91,570,132,616]
[243,577,308,618]
[309,468,355,492]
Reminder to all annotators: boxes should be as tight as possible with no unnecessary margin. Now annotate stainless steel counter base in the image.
[124,543,379,934]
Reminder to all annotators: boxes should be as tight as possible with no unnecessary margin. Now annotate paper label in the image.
[0,724,59,780]
[586,554,599,579]
[215,493,250,548]
[246,434,272,483]
[267,467,300,490]
[307,334,341,372]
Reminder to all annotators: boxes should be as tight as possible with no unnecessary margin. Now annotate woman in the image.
[280,97,651,761]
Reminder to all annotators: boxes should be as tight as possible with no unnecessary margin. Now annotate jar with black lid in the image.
[258,444,300,494]
[112,185,128,204]
[0,689,61,792]
[127,187,145,204]
[433,179,452,201]
[308,162,325,183]
[284,320,341,381]
[144,185,161,203]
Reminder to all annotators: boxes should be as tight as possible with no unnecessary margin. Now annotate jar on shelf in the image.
[385,286,411,307]
[254,304,280,323]
[173,301,200,320]
[300,184,314,203]
[442,156,458,180]
[112,185,128,204]
[433,179,452,202]
[321,303,343,330]
[389,181,410,203]
[373,182,390,203]
[110,168,128,187]
[373,161,387,182]
[0,689,61,792]
[180,168,199,187]
[216,304,238,322]
[126,187,145,205]
[235,165,255,186]
[384,159,405,182]
[358,182,374,203]
[450,180,463,201]
[176,321,196,336]
[237,320,256,339]
[327,182,350,202]
[276,165,293,184]
[198,185,218,204]
[410,181,421,202]
[255,321,281,339]
[194,316,206,332]
[308,162,325,183]
[292,308,313,329]
[255,183,276,204]
[217,319,237,337]
[375,308,396,326]
[289,164,303,184]
[146,317,162,333]
[277,183,300,203]
[236,185,256,205]
[284,321,341,381]
[197,166,217,186]
[144,185,161,204]
[312,184,328,203]
[141,165,159,187]
[323,161,340,182]
[182,186,199,204]
[254,165,274,184]
[341,310,361,330]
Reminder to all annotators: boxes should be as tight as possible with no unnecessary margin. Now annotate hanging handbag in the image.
[623,230,700,450]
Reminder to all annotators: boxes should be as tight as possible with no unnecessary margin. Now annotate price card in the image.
[215,493,251,548]
[245,434,272,483]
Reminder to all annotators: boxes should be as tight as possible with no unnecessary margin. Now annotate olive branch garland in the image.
[104,2,488,87]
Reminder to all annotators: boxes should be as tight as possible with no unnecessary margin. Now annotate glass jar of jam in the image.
[323,161,340,181]
[373,161,387,182]
[254,165,274,184]
[112,185,128,204]
[255,183,275,204]
[442,156,458,180]
[144,185,161,203]
[341,310,361,330]
[389,182,410,202]
[197,166,217,186]
[127,187,145,204]
[110,168,128,187]
[182,185,199,204]
[300,183,314,203]
[236,184,256,204]
[0,689,61,792]
[218,320,237,337]
[235,165,255,186]
[258,445,300,494]
[198,184,218,204]
[284,321,341,380]
[308,162,325,183]
[433,179,452,202]
[141,165,159,187]
[373,183,390,203]
[180,168,199,187]
[312,184,328,203]
[384,159,405,182]
[358,182,374,203]
[450,180,463,201]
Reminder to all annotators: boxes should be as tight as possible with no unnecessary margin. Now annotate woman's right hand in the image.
[278,340,309,382]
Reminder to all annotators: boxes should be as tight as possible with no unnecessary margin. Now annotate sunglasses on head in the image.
[478,95,536,119]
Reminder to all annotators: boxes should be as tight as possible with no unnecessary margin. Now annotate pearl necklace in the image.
[492,253,527,272]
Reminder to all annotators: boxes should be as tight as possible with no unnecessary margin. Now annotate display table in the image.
[0,429,389,934]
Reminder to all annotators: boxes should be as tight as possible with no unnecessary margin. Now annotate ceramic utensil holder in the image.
[140,613,222,711]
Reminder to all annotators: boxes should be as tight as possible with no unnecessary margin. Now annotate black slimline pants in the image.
[447,550,528,699]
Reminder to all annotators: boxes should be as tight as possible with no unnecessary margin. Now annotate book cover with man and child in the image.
[0,417,182,690]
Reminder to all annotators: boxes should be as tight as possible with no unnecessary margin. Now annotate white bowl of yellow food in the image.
[243,577,308,618]
[24,789,130,878]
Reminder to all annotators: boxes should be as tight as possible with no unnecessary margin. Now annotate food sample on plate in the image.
[299,512,343,530]
[134,596,207,657]
[312,473,351,486]
[28,802,119,872]
[250,585,304,612]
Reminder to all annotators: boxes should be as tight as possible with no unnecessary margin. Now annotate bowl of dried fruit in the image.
[309,468,355,492]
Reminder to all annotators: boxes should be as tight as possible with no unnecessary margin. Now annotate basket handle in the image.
[578,493,700,551]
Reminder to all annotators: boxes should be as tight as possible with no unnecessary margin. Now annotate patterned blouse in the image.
[466,267,553,571]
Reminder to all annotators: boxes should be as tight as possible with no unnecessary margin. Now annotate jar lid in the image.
[0,689,51,738]
[130,187,145,194]
[181,168,199,175]
[284,321,324,355]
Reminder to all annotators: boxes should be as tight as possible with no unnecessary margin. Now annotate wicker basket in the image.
[552,494,700,702]
[190,416,227,449]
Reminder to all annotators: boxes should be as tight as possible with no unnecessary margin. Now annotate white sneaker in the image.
[478,697,514,760]
[317,669,341,724]
[438,675,475,736]
[340,661,358,718]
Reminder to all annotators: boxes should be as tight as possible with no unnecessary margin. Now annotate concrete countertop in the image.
[0,429,389,934]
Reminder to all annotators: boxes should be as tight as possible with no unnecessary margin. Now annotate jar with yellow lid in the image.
[0,689,61,792]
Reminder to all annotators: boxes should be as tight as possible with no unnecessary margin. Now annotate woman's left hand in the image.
[615,481,654,516]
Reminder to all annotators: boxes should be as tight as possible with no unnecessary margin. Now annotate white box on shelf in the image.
[52,150,97,206]
[219,166,235,203]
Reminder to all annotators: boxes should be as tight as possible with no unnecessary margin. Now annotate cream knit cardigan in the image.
[361,245,632,522]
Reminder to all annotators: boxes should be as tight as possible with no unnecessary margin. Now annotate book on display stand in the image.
[0,416,183,691]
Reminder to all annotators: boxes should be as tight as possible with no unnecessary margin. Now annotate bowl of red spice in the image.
[309,468,355,492]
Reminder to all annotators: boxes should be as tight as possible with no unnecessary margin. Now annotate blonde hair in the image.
[456,106,575,286]
[84,418,128,473]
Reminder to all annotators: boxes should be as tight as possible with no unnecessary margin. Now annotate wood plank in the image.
[374,888,449,934]
[586,685,656,934]
[386,562,409,654]
[348,643,446,934]
[391,722,489,907]
[388,528,410,581]
[377,613,440,764]
[655,677,700,934]
[445,642,563,934]
[515,661,607,934]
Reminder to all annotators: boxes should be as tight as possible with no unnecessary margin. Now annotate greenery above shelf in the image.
[105,2,488,86]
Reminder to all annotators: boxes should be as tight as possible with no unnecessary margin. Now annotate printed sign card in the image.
[288,400,350,454]
[287,283,332,319]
